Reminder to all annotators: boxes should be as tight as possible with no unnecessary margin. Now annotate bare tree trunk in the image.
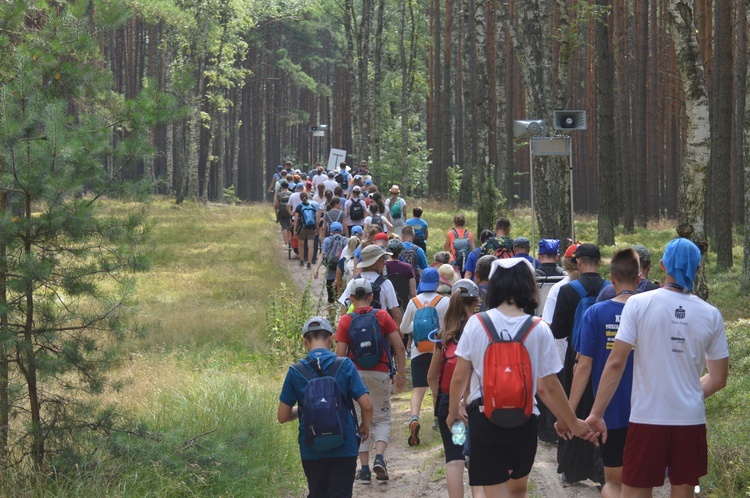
[743,2,750,290]
[459,0,477,207]
[668,0,711,299]
[710,0,732,268]
[615,0,634,233]
[597,0,616,246]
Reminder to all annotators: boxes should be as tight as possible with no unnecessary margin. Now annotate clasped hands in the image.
[554,414,606,446]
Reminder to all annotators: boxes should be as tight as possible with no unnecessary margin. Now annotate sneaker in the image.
[372,457,389,481]
[299,260,304,267]
[355,468,371,484]
[307,262,311,269]
[408,418,421,446]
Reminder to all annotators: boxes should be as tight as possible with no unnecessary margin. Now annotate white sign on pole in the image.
[327,148,347,171]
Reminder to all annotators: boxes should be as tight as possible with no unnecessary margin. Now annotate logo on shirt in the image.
[675,306,686,319]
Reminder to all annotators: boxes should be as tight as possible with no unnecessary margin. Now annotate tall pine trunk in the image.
[596,0,616,246]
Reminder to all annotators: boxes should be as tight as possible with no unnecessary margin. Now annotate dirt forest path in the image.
[276,230,668,497]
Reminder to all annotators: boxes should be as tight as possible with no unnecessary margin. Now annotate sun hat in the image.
[662,238,701,291]
[417,267,440,293]
[538,238,561,255]
[438,264,459,287]
[357,244,391,268]
[330,222,343,233]
[390,185,400,195]
[451,279,480,298]
[301,316,334,336]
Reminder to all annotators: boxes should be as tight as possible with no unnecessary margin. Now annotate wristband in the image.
[395,373,406,378]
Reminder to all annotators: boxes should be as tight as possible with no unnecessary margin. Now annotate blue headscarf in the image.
[662,238,701,291]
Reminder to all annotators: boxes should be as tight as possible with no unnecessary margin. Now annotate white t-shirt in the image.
[287,192,303,213]
[615,288,729,426]
[364,215,389,234]
[338,270,399,312]
[384,197,407,223]
[400,292,451,359]
[455,309,562,414]
[312,194,326,206]
[541,275,570,363]
[312,173,327,188]
[323,179,339,193]
[344,198,366,227]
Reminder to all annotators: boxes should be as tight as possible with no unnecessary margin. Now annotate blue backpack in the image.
[412,295,443,353]
[300,203,317,228]
[347,309,391,370]
[292,356,355,452]
[569,279,610,352]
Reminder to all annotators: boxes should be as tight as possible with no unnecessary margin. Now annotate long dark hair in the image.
[370,191,386,214]
[485,261,539,311]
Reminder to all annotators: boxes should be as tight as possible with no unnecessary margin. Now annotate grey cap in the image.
[632,244,651,265]
[451,279,480,298]
[351,278,373,296]
[302,316,334,336]
[513,237,530,248]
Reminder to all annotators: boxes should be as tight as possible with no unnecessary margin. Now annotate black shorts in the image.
[437,395,465,462]
[601,426,628,468]
[467,406,537,486]
[410,353,432,388]
[278,217,291,230]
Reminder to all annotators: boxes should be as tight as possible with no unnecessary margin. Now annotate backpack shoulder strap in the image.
[429,295,443,307]
[327,357,346,379]
[476,311,501,342]
[569,279,587,299]
[373,275,386,287]
[367,308,379,318]
[412,297,424,309]
[291,360,316,382]
[513,316,542,343]
[451,228,458,238]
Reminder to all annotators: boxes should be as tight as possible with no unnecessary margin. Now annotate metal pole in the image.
[530,142,536,259]
[569,137,575,243]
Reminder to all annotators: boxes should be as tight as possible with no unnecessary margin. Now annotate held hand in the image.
[313,269,319,280]
[554,420,573,441]
[585,413,608,445]
[393,375,406,392]
[571,418,599,446]
[359,423,370,442]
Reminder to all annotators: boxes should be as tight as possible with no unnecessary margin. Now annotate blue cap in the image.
[351,225,364,235]
[538,238,560,255]
[277,165,283,170]
[662,238,701,291]
[364,179,372,186]
[295,183,304,190]
[330,222,343,232]
[417,267,440,293]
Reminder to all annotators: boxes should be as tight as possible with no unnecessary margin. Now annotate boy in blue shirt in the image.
[562,248,639,498]
[278,317,373,498]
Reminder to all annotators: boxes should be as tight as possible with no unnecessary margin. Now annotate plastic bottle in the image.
[451,421,466,445]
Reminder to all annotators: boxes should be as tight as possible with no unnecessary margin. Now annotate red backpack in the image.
[438,338,459,395]
[475,312,541,428]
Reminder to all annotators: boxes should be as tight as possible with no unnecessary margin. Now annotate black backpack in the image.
[370,275,387,310]
[349,199,365,221]
[277,191,292,219]
[370,214,385,230]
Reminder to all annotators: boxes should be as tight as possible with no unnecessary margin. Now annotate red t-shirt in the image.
[336,306,399,373]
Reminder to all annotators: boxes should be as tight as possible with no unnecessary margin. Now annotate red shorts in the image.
[622,422,707,488]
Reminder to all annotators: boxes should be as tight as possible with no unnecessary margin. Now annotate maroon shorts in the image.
[622,422,707,488]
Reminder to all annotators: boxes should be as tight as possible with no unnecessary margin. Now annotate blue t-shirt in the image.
[463,247,483,279]
[401,241,428,270]
[405,218,428,238]
[578,300,633,430]
[279,348,368,460]
[516,253,540,268]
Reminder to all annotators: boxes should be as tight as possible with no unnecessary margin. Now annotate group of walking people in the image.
[273,167,728,498]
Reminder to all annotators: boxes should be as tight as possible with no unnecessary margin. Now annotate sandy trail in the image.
[277,234,669,497]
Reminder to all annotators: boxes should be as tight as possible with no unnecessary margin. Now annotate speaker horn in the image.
[513,119,547,138]
[553,110,587,131]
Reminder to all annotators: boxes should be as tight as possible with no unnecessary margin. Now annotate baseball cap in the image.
[373,232,389,244]
[513,237,530,248]
[632,244,651,265]
[301,316,334,336]
[564,243,579,259]
[327,170,335,177]
[573,243,601,260]
[364,179,373,186]
[350,278,373,296]
[353,186,362,193]
[357,244,391,268]
[451,279,479,298]
[417,267,439,293]
[276,165,283,171]
[295,183,304,190]
[386,238,403,253]
[354,174,362,181]
[350,225,364,236]
[662,238,701,291]
[538,238,560,255]
[330,222,343,233]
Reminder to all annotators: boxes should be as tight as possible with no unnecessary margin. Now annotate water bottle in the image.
[451,421,466,445]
